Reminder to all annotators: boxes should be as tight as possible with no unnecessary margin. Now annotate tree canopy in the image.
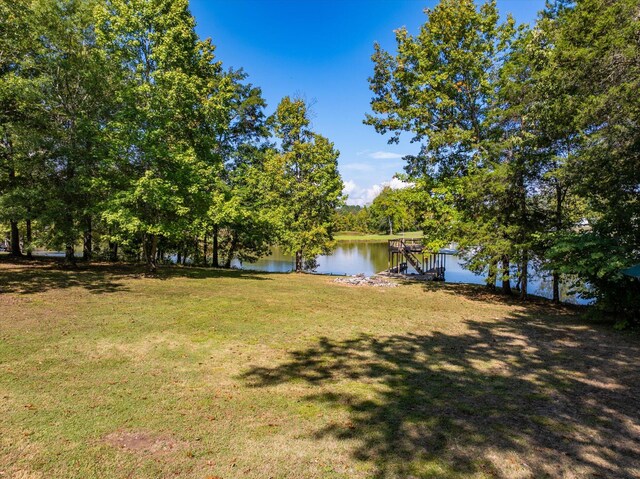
[1,0,343,273]
[266,97,343,272]
[366,0,640,323]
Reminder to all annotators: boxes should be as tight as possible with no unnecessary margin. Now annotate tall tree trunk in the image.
[295,249,303,273]
[203,233,208,267]
[552,272,560,304]
[10,220,22,257]
[501,255,512,295]
[553,183,564,304]
[224,232,238,269]
[26,217,32,259]
[82,215,92,261]
[6,145,22,257]
[520,251,528,300]
[177,251,182,265]
[147,234,158,272]
[156,236,163,262]
[517,163,528,301]
[64,243,76,266]
[60,192,76,265]
[142,234,149,265]
[192,237,198,265]
[212,225,219,268]
[487,259,497,290]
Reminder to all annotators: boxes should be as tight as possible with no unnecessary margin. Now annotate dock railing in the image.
[388,238,424,253]
[387,238,448,280]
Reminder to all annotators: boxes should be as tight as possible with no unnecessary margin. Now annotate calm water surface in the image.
[235,241,587,304]
[33,241,586,304]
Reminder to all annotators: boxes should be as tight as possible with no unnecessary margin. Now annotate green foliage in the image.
[366,0,640,316]
[0,0,301,272]
[334,205,373,234]
[0,0,47,256]
[34,0,115,258]
[368,186,418,234]
[547,232,640,325]
[3,0,638,320]
[93,0,225,269]
[365,0,522,290]
[266,97,344,271]
[365,0,515,172]
[533,0,640,320]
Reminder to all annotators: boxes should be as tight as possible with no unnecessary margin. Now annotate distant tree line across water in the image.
[1,0,638,324]
[334,187,421,235]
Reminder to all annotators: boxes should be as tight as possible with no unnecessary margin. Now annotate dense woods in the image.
[366,0,639,323]
[0,0,343,272]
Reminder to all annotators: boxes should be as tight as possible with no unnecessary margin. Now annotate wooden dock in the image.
[387,238,448,280]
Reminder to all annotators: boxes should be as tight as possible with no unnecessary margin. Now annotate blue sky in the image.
[189,0,546,205]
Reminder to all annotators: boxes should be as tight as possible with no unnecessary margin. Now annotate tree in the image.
[95,0,226,271]
[29,0,117,265]
[333,205,373,233]
[0,0,44,258]
[206,72,272,268]
[538,0,640,321]
[365,0,517,290]
[266,97,344,272]
[207,145,278,269]
[509,9,587,303]
[368,186,417,234]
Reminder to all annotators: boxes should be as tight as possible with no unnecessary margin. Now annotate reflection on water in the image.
[31,242,588,304]
[235,241,589,305]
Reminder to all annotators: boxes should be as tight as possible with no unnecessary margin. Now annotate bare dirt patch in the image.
[102,430,186,455]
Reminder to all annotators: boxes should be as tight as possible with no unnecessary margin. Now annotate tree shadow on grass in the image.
[417,280,596,320]
[0,262,130,295]
[242,310,640,478]
[155,266,275,282]
[0,258,272,295]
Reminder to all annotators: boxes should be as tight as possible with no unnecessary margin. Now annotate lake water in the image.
[234,241,587,304]
[31,242,587,304]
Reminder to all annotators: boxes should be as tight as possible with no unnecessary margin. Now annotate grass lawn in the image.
[334,231,424,241]
[1,259,639,479]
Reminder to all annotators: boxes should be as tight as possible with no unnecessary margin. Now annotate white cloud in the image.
[369,151,405,160]
[355,149,405,160]
[343,178,413,207]
[362,184,383,204]
[387,177,412,190]
[342,180,358,197]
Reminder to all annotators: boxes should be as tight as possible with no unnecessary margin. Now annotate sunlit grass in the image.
[0,260,637,478]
